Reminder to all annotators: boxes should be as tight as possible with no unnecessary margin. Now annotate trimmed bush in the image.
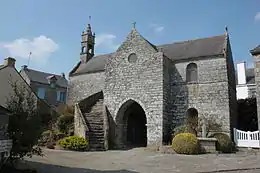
[209,133,233,153]
[59,136,88,151]
[172,133,199,155]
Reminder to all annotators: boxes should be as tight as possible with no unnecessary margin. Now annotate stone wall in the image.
[67,72,105,104]
[170,56,233,134]
[104,29,164,148]
[162,56,173,144]
[253,54,260,132]
[225,38,238,137]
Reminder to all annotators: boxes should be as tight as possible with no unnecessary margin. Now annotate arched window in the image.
[186,63,198,83]
[186,108,199,135]
[82,46,86,53]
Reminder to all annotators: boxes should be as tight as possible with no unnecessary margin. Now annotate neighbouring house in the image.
[0,105,12,165]
[236,62,256,99]
[68,24,237,151]
[20,65,68,107]
[0,57,59,117]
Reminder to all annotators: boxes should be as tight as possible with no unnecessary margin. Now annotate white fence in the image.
[233,128,260,148]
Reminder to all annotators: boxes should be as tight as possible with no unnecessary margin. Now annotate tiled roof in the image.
[21,68,68,88]
[70,34,226,76]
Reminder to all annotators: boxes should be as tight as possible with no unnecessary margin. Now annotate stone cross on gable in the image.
[132,21,136,29]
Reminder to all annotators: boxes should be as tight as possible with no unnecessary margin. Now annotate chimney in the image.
[4,57,16,67]
[237,62,247,85]
[61,73,65,78]
[21,65,28,70]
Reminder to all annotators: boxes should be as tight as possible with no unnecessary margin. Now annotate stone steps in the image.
[82,99,105,151]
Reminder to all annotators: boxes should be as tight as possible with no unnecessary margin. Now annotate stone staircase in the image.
[76,91,107,151]
[83,99,105,151]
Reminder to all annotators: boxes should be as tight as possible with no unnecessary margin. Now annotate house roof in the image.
[70,33,227,76]
[21,68,68,88]
[250,45,260,56]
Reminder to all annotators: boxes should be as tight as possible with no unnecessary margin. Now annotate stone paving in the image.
[23,148,260,173]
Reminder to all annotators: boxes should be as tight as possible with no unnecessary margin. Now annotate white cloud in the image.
[1,35,58,64]
[150,24,165,33]
[254,12,260,21]
[95,34,119,52]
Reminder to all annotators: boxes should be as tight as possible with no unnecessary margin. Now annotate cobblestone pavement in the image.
[23,148,260,173]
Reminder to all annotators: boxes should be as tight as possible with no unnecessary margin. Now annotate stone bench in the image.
[198,137,217,153]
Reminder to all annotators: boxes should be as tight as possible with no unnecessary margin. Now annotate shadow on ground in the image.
[200,167,260,173]
[21,161,138,173]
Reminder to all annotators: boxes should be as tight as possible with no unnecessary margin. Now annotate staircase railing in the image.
[74,91,104,139]
[74,103,89,139]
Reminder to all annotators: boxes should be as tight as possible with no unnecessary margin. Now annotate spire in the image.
[80,20,95,63]
[87,24,92,34]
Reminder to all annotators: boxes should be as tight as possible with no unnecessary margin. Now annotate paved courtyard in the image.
[23,148,260,173]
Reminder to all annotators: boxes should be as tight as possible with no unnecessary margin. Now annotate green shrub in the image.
[172,133,199,155]
[57,114,74,134]
[172,124,197,137]
[209,133,233,153]
[59,136,88,151]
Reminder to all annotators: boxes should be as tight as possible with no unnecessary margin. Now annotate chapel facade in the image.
[68,24,237,150]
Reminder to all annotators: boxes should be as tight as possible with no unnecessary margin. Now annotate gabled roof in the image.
[70,33,227,76]
[250,45,260,56]
[21,68,68,88]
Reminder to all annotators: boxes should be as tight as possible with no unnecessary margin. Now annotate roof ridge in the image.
[25,68,63,77]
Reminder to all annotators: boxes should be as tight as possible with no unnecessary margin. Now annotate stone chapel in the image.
[68,24,237,150]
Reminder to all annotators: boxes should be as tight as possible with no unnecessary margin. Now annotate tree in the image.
[237,98,258,131]
[6,80,43,162]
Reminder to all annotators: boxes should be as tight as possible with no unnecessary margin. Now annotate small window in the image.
[37,88,45,99]
[186,63,198,83]
[128,53,137,63]
[57,91,66,102]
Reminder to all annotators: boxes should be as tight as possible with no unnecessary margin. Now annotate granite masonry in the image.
[68,24,237,150]
[251,45,260,133]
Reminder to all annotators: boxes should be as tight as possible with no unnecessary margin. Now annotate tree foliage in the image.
[6,80,43,162]
[237,98,258,131]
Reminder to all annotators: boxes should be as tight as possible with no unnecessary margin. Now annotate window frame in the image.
[37,88,46,99]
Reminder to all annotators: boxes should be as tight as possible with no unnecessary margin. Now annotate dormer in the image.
[46,75,58,88]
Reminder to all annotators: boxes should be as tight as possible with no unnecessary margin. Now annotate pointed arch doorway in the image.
[116,100,147,148]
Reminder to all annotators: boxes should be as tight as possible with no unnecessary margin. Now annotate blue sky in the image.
[0,0,260,76]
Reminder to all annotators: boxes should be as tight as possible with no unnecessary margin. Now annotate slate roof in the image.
[21,68,68,88]
[250,45,260,55]
[70,34,226,76]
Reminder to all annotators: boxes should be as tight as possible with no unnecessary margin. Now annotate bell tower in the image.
[80,24,95,63]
